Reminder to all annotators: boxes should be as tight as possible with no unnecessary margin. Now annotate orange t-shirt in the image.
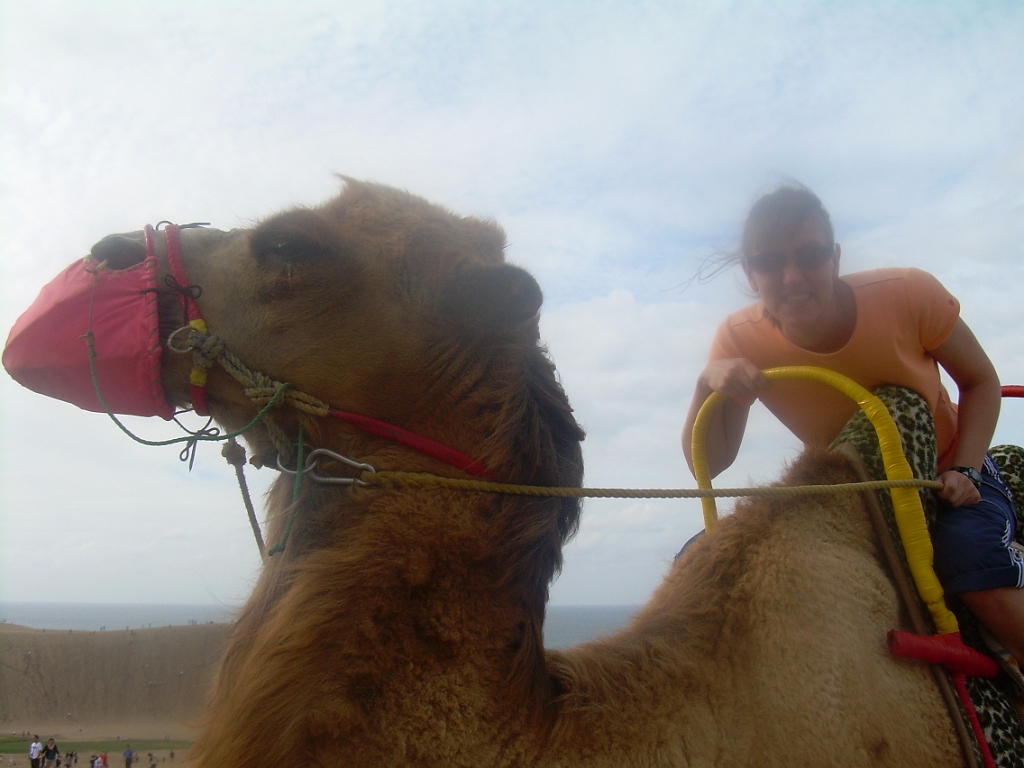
[709,268,961,471]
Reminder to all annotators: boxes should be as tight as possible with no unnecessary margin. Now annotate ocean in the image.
[0,602,639,649]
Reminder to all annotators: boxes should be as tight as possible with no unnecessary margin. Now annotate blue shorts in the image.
[932,455,1024,595]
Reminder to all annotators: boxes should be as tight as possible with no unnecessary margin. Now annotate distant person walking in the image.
[41,740,59,768]
[120,747,132,768]
[29,738,43,768]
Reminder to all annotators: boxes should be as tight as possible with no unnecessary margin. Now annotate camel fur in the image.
[93,180,961,766]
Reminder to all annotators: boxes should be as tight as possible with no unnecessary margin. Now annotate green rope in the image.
[267,422,305,556]
[85,330,293,448]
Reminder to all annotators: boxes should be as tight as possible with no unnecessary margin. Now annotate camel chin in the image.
[32,180,965,767]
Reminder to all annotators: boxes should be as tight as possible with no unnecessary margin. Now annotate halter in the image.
[153,223,496,481]
[147,223,211,416]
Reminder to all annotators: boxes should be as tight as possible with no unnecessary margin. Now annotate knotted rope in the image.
[189,331,224,380]
[85,329,295,454]
[222,438,266,559]
[188,327,328,415]
[181,326,329,464]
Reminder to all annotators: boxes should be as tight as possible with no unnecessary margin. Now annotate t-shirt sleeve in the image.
[708,317,744,361]
[904,269,960,350]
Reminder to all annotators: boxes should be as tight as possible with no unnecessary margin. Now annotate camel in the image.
[20,181,967,765]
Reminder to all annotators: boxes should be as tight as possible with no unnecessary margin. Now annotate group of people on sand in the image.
[26,737,76,768]
[682,185,1024,664]
[116,747,163,768]
[116,745,167,768]
[23,739,168,768]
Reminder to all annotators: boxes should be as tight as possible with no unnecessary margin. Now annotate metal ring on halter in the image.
[277,448,376,486]
[166,325,197,353]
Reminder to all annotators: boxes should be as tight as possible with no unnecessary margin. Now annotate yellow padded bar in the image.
[188,318,210,387]
[690,365,958,635]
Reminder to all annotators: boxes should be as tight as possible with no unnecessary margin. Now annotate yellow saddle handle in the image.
[690,365,958,635]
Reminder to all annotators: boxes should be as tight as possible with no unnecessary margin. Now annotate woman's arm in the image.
[931,318,1001,507]
[682,358,770,478]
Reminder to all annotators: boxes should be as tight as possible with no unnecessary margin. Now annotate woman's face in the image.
[743,216,840,332]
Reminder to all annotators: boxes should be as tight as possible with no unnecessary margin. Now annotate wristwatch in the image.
[950,466,983,490]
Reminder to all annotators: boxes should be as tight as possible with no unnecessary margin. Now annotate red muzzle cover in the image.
[3,253,174,419]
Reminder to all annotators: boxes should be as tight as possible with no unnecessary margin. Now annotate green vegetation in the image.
[0,738,191,755]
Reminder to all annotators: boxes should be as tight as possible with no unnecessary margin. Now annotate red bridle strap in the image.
[146,223,211,416]
[156,224,202,321]
[329,408,497,480]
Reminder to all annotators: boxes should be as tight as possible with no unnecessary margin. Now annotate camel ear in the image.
[441,265,543,332]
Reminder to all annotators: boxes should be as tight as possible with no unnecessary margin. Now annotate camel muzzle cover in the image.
[3,254,174,419]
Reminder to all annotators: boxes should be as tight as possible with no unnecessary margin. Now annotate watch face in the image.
[953,466,982,488]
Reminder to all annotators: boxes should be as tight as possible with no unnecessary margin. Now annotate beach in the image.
[0,603,637,759]
[0,622,229,745]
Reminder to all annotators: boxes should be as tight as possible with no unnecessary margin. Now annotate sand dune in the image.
[0,623,229,740]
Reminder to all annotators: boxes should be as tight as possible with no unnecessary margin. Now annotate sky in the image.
[2,1,1023,609]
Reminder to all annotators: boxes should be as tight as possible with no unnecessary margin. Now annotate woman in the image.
[682,185,1024,662]
[41,740,59,768]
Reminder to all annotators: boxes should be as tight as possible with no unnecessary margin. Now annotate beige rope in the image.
[222,438,266,559]
[362,470,943,499]
[186,327,330,415]
[185,328,331,462]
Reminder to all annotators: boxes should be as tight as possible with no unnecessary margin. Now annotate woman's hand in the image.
[938,469,982,507]
[683,357,770,478]
[699,358,771,406]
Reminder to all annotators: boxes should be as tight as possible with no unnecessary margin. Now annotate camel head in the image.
[134,183,542,459]
[55,180,582,479]
[5,180,585,689]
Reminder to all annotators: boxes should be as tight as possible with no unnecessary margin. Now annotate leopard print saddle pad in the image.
[833,386,1024,767]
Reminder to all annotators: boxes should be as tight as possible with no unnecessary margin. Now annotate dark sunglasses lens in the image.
[747,252,785,274]
[747,245,834,273]
[794,244,834,270]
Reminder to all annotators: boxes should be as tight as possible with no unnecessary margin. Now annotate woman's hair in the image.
[741,184,834,258]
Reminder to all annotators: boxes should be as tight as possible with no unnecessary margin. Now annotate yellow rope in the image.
[690,366,958,635]
[363,471,941,499]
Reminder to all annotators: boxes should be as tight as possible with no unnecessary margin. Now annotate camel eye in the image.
[268,238,296,258]
[253,230,324,264]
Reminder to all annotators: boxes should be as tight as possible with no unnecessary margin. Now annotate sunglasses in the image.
[744,243,836,275]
